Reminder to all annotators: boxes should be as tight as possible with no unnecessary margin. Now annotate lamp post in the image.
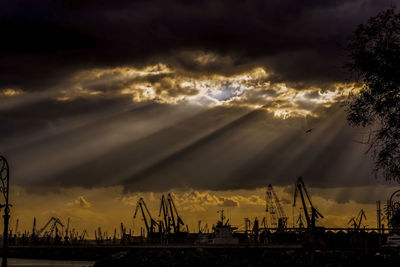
[0,156,10,267]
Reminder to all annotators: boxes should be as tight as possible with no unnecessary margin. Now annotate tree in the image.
[346,7,400,182]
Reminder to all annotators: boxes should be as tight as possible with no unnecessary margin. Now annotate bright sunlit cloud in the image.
[0,88,23,98]
[45,61,358,119]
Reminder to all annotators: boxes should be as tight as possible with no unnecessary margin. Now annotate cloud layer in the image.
[1,0,397,92]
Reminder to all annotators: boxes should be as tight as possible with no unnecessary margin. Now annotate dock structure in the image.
[1,178,399,250]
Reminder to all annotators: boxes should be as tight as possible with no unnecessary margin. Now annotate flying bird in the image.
[305,128,314,133]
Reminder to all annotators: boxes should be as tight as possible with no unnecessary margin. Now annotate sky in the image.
[1,0,400,236]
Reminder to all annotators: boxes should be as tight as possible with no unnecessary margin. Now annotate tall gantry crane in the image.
[266,184,288,229]
[133,197,158,236]
[35,217,64,238]
[166,193,185,233]
[293,177,323,229]
[159,194,171,234]
[348,209,367,230]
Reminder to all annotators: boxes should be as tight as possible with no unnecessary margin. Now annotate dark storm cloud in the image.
[0,0,397,91]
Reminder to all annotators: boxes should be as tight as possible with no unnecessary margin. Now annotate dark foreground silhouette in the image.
[94,247,400,267]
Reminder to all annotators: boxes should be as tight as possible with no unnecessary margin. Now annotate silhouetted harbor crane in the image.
[35,217,64,240]
[167,193,185,234]
[293,177,323,229]
[266,184,288,230]
[159,194,171,234]
[133,197,159,236]
[348,209,367,230]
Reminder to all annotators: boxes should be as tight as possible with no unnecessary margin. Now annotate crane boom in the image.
[293,177,323,229]
[266,184,287,229]
[133,197,158,235]
[348,209,367,230]
[357,209,366,229]
[159,195,170,234]
[298,178,313,206]
[36,217,64,237]
[167,193,184,233]
[134,198,150,234]
[271,187,286,218]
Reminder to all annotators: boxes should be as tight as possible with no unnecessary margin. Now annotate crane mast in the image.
[36,217,64,238]
[293,177,323,229]
[348,209,367,230]
[266,184,288,229]
[133,197,158,236]
[159,195,171,234]
[167,193,184,233]
[357,209,366,228]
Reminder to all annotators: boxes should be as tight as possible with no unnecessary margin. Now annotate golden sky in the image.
[8,184,398,237]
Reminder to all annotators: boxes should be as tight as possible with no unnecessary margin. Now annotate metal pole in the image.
[0,156,10,267]
[2,207,9,267]
[377,201,381,233]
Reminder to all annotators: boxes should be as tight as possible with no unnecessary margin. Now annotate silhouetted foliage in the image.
[389,203,400,229]
[346,7,400,182]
